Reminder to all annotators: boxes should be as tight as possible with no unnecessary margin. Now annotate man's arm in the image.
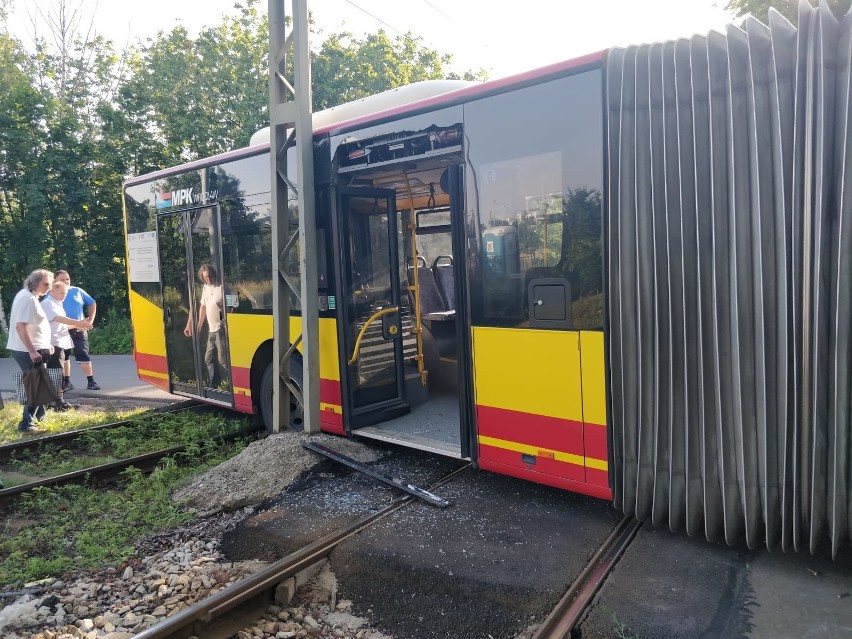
[86,301,97,324]
[196,303,206,332]
[55,316,93,330]
[184,303,206,336]
[15,322,40,361]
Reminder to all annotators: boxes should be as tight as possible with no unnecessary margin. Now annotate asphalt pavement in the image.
[0,353,173,405]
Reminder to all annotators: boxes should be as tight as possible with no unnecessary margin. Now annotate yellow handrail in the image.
[401,171,427,386]
[348,306,399,365]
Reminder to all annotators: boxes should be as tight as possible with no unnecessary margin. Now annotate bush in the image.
[88,309,133,355]
[0,310,132,357]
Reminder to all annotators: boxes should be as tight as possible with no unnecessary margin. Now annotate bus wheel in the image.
[260,359,304,434]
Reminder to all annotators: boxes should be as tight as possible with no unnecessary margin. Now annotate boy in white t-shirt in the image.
[40,281,92,410]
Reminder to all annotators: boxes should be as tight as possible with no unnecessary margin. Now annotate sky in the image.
[8,0,740,79]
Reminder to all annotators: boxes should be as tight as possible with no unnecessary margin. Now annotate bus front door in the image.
[337,188,410,427]
[158,206,234,405]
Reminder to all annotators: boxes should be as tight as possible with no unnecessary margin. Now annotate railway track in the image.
[122,464,640,639]
[531,516,643,639]
[0,399,200,464]
[0,401,259,508]
[132,464,470,639]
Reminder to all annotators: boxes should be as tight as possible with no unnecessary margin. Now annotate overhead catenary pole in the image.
[268,0,319,433]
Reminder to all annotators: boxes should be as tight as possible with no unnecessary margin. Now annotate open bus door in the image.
[336,188,411,427]
[157,206,234,405]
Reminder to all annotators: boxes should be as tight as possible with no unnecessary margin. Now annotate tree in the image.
[726,0,852,23]
[1,0,487,323]
[312,29,487,111]
[0,0,133,321]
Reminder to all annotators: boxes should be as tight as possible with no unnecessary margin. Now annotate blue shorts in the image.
[69,329,91,363]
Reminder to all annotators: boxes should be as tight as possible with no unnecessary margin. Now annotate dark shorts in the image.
[47,347,72,369]
[69,329,91,363]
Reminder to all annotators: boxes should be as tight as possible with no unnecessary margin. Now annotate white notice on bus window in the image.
[127,231,160,282]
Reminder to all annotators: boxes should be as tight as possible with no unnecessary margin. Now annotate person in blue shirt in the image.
[54,270,100,391]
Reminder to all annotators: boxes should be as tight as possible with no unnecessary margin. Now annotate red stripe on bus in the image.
[231,366,250,389]
[138,373,169,392]
[478,455,612,501]
[320,379,342,405]
[584,422,608,461]
[585,467,609,488]
[135,352,167,374]
[321,410,345,436]
[478,442,586,483]
[234,394,253,413]
[476,404,584,457]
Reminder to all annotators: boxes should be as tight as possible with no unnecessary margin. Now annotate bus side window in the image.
[481,225,522,321]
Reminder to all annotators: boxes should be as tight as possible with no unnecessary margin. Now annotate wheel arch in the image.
[249,338,305,413]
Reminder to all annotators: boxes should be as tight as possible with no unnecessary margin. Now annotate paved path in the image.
[0,354,173,404]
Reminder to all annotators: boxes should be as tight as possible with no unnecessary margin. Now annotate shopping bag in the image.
[14,369,63,404]
[16,367,61,405]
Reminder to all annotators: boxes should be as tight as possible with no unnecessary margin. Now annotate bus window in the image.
[220,198,276,311]
[464,71,604,329]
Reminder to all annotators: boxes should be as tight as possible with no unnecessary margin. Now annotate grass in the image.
[611,612,640,639]
[0,399,147,445]
[0,410,252,589]
[3,409,246,485]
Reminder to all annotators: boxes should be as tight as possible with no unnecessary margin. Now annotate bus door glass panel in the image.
[158,207,233,401]
[188,207,233,401]
[340,189,405,411]
[158,211,200,395]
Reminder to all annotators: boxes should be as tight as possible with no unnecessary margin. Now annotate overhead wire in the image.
[342,0,405,36]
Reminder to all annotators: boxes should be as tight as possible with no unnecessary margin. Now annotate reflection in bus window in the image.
[220,199,275,311]
[465,71,604,330]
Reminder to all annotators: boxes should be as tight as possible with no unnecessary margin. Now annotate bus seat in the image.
[407,264,446,316]
[432,255,455,311]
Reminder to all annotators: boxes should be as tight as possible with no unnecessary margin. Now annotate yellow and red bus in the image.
[123,53,610,500]
[123,3,852,555]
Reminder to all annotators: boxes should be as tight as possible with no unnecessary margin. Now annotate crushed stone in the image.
[172,431,383,516]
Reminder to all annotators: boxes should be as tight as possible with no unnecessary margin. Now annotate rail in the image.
[133,464,468,639]
[531,516,642,639]
[347,306,399,365]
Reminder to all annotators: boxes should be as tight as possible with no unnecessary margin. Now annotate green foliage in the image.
[0,0,482,332]
[312,29,487,110]
[725,0,851,23]
[88,308,133,355]
[611,612,640,639]
[0,400,147,445]
[0,411,249,589]
[6,409,246,479]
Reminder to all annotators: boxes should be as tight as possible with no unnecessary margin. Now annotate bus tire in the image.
[260,359,304,434]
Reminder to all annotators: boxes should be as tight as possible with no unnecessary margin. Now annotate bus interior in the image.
[334,148,469,460]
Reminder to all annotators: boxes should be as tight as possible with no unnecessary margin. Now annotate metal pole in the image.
[268,0,318,433]
[292,0,320,433]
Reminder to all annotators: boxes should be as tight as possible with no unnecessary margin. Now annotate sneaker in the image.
[87,381,101,390]
[62,380,74,392]
[50,401,74,412]
[18,424,45,435]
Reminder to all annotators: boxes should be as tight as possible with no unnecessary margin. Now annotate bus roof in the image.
[123,49,604,188]
[248,79,476,146]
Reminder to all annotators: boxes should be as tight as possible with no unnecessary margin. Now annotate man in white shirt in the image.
[7,269,54,433]
[41,281,92,410]
[184,263,229,388]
